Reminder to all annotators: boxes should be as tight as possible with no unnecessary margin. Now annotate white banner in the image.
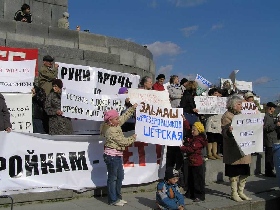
[0,60,36,93]
[57,62,140,94]
[128,88,171,108]
[195,74,212,96]
[232,114,264,155]
[135,103,183,146]
[0,132,165,195]
[241,102,258,114]
[220,78,253,91]
[3,93,33,133]
[194,96,227,114]
[61,88,126,121]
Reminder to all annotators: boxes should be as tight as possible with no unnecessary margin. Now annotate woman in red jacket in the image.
[180,121,207,202]
[152,74,165,91]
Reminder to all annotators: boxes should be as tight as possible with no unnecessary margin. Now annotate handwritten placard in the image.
[241,102,258,114]
[195,74,212,95]
[195,96,227,114]
[128,88,171,108]
[135,102,183,146]
[232,113,264,155]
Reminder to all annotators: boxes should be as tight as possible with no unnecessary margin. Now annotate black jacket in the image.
[0,93,12,131]
[263,112,279,147]
[180,90,196,114]
[32,86,46,119]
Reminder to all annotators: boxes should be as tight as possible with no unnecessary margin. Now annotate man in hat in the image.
[263,102,280,177]
[152,74,166,91]
[38,55,59,96]
[58,12,70,29]
[156,167,185,209]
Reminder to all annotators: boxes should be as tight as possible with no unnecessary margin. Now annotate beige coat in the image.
[100,106,136,151]
[38,65,58,95]
[221,111,251,165]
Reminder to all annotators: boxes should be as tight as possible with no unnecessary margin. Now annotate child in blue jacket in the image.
[156,167,185,210]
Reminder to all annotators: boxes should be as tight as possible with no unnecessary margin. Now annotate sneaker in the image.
[119,199,128,204]
[113,201,124,206]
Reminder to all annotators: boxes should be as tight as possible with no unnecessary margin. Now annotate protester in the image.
[58,12,70,29]
[166,75,184,173]
[138,76,153,90]
[180,78,188,92]
[118,87,135,132]
[0,93,12,132]
[156,167,185,210]
[221,95,252,202]
[152,74,165,91]
[38,55,59,95]
[180,121,207,202]
[167,75,184,108]
[100,104,137,206]
[221,80,235,97]
[263,102,280,177]
[205,88,223,160]
[44,79,73,135]
[14,3,32,23]
[180,81,199,126]
[32,85,46,133]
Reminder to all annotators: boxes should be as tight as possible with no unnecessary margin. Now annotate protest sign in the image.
[128,88,171,108]
[195,96,227,114]
[0,132,165,195]
[3,93,33,133]
[61,88,126,121]
[235,80,253,91]
[135,102,183,146]
[0,46,38,75]
[0,60,36,93]
[57,62,140,94]
[195,74,212,95]
[241,102,258,114]
[229,69,239,84]
[232,113,264,155]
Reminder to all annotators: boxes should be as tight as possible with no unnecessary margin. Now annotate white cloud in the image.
[253,77,271,85]
[181,25,199,37]
[158,65,173,75]
[211,23,224,30]
[149,0,158,8]
[146,41,181,57]
[170,0,206,7]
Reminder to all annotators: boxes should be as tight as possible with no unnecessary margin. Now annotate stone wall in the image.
[0,0,155,79]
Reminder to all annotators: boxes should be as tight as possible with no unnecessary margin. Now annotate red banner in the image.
[0,46,38,76]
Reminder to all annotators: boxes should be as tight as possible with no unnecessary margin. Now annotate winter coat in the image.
[263,112,279,147]
[38,65,58,95]
[0,93,12,131]
[167,84,184,108]
[221,111,251,165]
[44,91,73,135]
[156,180,184,210]
[180,134,207,166]
[58,17,69,29]
[100,106,136,151]
[180,90,196,114]
[152,82,165,91]
[205,114,222,133]
[32,85,46,120]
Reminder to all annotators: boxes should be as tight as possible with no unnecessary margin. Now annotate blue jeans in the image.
[103,154,124,205]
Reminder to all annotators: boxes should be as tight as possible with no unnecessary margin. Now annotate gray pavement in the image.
[1,175,280,210]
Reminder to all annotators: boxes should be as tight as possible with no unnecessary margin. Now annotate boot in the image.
[212,142,222,159]
[238,176,252,200]
[229,177,243,202]
[207,143,216,160]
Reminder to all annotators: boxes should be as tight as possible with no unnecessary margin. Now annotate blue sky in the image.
[68,0,280,103]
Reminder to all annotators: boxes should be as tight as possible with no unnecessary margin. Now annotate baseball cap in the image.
[266,102,277,108]
[244,92,254,99]
[43,55,54,62]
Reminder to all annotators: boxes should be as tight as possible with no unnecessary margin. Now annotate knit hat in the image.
[180,78,188,86]
[193,122,205,133]
[156,74,165,80]
[164,167,179,180]
[118,87,128,94]
[104,109,119,121]
[52,79,63,89]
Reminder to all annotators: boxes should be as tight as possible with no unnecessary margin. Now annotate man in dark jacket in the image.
[263,102,280,177]
[0,93,12,132]
[14,3,32,23]
[32,85,46,133]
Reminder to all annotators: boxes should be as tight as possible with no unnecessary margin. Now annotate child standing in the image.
[156,167,185,210]
[180,121,207,202]
[100,104,137,206]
